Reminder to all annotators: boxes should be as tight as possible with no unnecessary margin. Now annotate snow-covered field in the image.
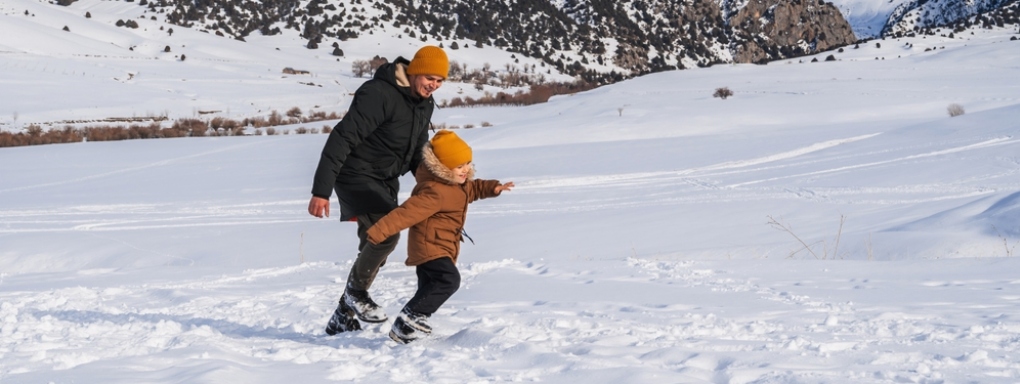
[3,0,1020,383]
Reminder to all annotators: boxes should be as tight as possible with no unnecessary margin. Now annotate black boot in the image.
[389,308,432,344]
[325,299,362,335]
[343,288,388,323]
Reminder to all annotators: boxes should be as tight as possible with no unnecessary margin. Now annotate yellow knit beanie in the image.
[406,46,449,79]
[431,130,472,169]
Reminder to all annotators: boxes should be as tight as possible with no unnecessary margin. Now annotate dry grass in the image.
[1,107,344,148]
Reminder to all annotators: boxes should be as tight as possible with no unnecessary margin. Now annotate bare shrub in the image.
[244,116,269,128]
[287,107,302,118]
[351,60,371,77]
[322,125,332,134]
[446,81,595,108]
[308,110,327,121]
[210,116,239,130]
[267,110,284,126]
[464,124,475,129]
[172,118,209,136]
[713,87,734,100]
[368,55,388,72]
[481,121,492,127]
[266,127,277,135]
[947,103,965,117]
[26,125,43,136]
[295,127,309,134]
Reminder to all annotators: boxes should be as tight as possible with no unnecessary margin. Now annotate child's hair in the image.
[430,130,472,168]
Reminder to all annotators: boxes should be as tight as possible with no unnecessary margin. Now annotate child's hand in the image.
[495,181,514,193]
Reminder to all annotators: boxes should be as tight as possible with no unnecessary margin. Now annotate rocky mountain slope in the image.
[883,0,1019,36]
[59,0,856,83]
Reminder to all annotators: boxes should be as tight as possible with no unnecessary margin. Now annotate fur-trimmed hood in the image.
[366,142,502,267]
[419,141,474,184]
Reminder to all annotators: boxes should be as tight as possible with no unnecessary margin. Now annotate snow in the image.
[3,0,1020,382]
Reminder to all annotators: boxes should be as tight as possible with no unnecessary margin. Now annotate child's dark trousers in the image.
[404,257,460,315]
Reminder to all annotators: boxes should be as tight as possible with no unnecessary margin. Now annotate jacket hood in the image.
[419,141,474,185]
[374,57,427,102]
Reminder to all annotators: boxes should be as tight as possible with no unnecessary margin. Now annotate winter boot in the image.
[388,308,432,344]
[343,288,388,323]
[324,299,361,335]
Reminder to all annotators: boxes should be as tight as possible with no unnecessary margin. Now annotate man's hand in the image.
[495,181,515,194]
[308,196,330,218]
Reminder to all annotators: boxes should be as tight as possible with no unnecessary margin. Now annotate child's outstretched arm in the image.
[495,181,514,193]
[467,179,511,202]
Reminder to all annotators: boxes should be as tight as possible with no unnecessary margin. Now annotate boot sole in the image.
[389,330,415,344]
[357,314,388,323]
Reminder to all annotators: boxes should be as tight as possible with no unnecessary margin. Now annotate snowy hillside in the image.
[0,0,554,130]
[2,4,1020,379]
[3,0,1020,382]
[3,0,1018,133]
[830,0,912,37]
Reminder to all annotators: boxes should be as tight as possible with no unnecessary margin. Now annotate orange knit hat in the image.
[431,130,471,169]
[406,46,449,79]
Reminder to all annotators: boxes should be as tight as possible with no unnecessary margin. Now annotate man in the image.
[308,45,448,335]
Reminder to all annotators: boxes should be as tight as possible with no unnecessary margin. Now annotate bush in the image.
[172,118,209,136]
[210,117,239,130]
[351,60,371,77]
[268,110,284,126]
[947,103,965,117]
[713,87,734,100]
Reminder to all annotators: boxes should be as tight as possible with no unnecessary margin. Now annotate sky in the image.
[2,0,1020,383]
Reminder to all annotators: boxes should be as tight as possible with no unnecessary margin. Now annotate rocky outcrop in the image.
[728,0,857,64]
[121,0,859,81]
[883,0,1019,35]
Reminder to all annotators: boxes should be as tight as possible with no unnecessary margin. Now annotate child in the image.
[365,130,514,344]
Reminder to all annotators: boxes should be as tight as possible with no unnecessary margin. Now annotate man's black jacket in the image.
[311,58,433,221]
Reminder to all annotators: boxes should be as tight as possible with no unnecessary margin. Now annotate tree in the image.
[351,60,371,77]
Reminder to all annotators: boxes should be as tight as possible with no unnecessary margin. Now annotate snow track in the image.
[4,259,1019,382]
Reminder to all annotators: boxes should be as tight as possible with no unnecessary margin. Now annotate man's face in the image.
[410,74,445,99]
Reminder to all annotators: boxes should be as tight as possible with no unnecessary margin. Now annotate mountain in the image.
[1,17,1019,382]
[2,0,1018,131]
[56,0,857,82]
[883,0,1020,36]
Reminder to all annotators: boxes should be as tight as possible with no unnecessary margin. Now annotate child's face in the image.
[451,162,471,184]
